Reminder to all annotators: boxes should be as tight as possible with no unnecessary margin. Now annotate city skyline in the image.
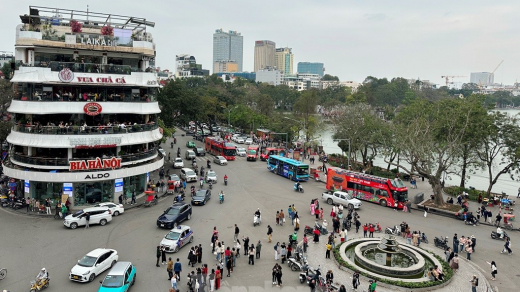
[2,1,519,85]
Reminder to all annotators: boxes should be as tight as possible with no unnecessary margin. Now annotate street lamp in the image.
[225,106,238,130]
[333,139,351,169]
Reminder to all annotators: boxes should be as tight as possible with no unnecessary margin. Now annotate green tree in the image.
[322,74,339,81]
[0,79,13,142]
[1,62,12,80]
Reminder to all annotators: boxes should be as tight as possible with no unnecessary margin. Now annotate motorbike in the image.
[219,193,224,204]
[434,236,449,249]
[207,160,211,169]
[315,222,328,235]
[253,214,261,226]
[288,253,307,271]
[299,265,319,284]
[288,234,298,248]
[224,178,228,186]
[304,225,314,236]
[342,218,352,231]
[171,142,174,148]
[491,231,509,240]
[385,225,401,236]
[421,233,429,244]
[30,277,50,292]
[174,193,185,203]
[294,183,304,193]
[464,217,480,226]
[209,181,213,190]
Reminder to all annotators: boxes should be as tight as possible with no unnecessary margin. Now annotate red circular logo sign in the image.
[58,68,74,83]
[83,102,103,116]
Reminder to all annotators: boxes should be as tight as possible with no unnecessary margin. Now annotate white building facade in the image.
[256,68,282,86]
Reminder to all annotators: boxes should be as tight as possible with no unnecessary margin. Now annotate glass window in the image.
[123,174,145,200]
[73,180,114,206]
[102,275,124,288]
[34,182,62,202]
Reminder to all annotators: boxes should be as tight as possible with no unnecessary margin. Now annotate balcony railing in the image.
[12,123,158,135]
[11,149,157,167]
[48,61,132,75]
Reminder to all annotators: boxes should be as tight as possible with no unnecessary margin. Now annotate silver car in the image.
[213,156,228,165]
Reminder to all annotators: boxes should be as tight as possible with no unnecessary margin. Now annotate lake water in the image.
[319,109,520,196]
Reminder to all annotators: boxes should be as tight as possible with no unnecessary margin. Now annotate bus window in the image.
[347,182,355,189]
[391,178,405,188]
[297,166,308,176]
[381,190,389,197]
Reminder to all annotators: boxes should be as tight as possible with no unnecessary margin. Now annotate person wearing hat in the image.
[470,235,476,252]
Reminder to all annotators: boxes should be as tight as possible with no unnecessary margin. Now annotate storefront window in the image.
[123,174,145,199]
[73,180,114,206]
[34,182,62,202]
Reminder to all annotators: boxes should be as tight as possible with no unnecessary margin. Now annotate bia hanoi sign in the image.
[58,68,74,83]
[69,157,121,171]
[83,102,103,116]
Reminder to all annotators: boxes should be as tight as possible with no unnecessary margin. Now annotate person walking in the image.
[486,261,497,280]
[280,243,287,264]
[275,264,283,287]
[325,242,332,259]
[449,253,459,273]
[453,234,459,253]
[234,224,239,242]
[167,257,174,280]
[84,212,90,229]
[274,242,280,260]
[501,237,512,255]
[303,234,309,253]
[215,265,221,290]
[173,258,182,280]
[234,239,241,258]
[225,256,232,277]
[256,240,262,259]
[243,236,250,256]
[267,225,273,243]
[470,275,479,292]
[156,246,161,267]
[466,243,473,260]
[352,271,360,290]
[248,244,255,265]
[131,192,136,205]
[161,246,167,265]
[45,199,51,215]
[279,209,285,225]
[355,218,361,233]
[209,269,215,291]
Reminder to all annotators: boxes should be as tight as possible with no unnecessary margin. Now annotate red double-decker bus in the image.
[260,147,285,161]
[205,137,236,161]
[325,167,408,209]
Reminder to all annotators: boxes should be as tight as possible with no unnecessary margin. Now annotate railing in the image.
[12,123,159,135]
[15,93,157,102]
[11,149,157,167]
[48,61,132,75]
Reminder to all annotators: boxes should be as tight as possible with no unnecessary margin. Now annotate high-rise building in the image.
[297,62,324,77]
[213,60,239,73]
[470,72,494,86]
[213,29,243,72]
[275,47,293,75]
[254,40,275,72]
[4,6,162,207]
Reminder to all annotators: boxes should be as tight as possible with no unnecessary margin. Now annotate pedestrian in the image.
[84,212,90,229]
[325,242,332,259]
[276,210,280,225]
[369,224,375,238]
[256,240,262,259]
[449,253,459,273]
[196,267,202,289]
[118,194,123,205]
[466,243,473,260]
[248,244,255,265]
[303,234,308,253]
[161,246,167,264]
[45,199,51,215]
[224,247,231,268]
[340,228,346,242]
[320,207,324,220]
[294,213,300,231]
[234,224,239,242]
[170,274,177,290]
[280,242,287,264]
[234,240,241,259]
[215,265,221,290]
[215,243,223,262]
[274,242,280,260]
[368,279,377,292]
[501,237,512,255]
[202,264,208,287]
[313,227,320,243]
[267,225,273,243]
[352,271,360,290]
[453,233,459,253]
[459,236,466,254]
[355,218,361,233]
[470,275,478,292]
[280,209,285,225]
[167,257,174,280]
[225,256,232,277]
[168,152,171,162]
[275,264,283,287]
[156,246,161,267]
[486,261,497,280]
[495,213,502,227]
[243,236,249,256]
[173,258,182,280]
[209,269,215,291]
[445,247,452,262]
[470,235,476,253]
[131,192,136,205]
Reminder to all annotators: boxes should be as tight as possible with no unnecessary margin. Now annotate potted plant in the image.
[70,20,82,33]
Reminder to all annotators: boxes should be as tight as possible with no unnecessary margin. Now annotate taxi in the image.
[159,225,194,253]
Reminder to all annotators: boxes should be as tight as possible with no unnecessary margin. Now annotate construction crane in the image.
[487,60,504,85]
[441,75,467,87]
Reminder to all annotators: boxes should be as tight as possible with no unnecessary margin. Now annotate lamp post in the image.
[333,139,351,169]
[225,106,238,131]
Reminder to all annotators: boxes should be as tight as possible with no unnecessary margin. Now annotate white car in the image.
[205,170,218,183]
[245,138,253,145]
[213,156,228,165]
[236,137,245,144]
[160,225,194,252]
[96,202,125,216]
[236,148,246,157]
[69,248,118,282]
[173,157,184,168]
[180,168,198,182]
[63,207,112,229]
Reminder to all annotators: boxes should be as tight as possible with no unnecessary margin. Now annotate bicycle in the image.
[0,268,6,280]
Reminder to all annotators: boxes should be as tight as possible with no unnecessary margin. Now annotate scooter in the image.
[294,183,304,193]
[224,178,228,186]
[434,236,449,249]
[253,214,261,226]
[491,231,509,240]
[288,253,307,271]
[299,265,319,284]
[304,225,314,236]
[30,277,50,292]
[219,193,224,204]
[385,225,401,236]
[174,193,185,203]
[315,222,328,235]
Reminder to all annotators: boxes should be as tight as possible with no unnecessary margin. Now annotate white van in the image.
[185,150,196,160]
[63,207,112,229]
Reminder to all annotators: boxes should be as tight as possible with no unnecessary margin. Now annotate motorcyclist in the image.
[290,231,298,245]
[497,226,505,239]
[219,190,225,203]
[36,268,48,284]
[466,212,475,224]
[171,141,174,148]
[295,182,301,191]
[190,185,196,196]
[207,159,211,168]
[199,177,204,187]
[224,175,228,182]
[255,208,261,217]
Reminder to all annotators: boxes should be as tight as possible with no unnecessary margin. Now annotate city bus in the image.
[204,137,236,161]
[267,155,309,181]
[260,147,285,161]
[246,145,260,161]
[325,167,408,209]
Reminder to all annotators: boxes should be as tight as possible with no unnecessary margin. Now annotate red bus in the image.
[205,137,236,161]
[325,167,408,209]
[247,146,259,161]
[260,147,285,161]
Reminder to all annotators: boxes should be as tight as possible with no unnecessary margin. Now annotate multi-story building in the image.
[275,47,293,75]
[470,72,493,86]
[213,60,239,73]
[175,54,209,78]
[213,29,243,72]
[0,51,14,68]
[297,62,324,77]
[217,72,256,83]
[282,73,321,91]
[256,68,282,86]
[254,40,275,72]
[4,6,163,206]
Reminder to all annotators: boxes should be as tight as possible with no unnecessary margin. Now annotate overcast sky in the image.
[3,1,519,86]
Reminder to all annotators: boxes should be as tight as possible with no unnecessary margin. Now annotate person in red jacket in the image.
[363,224,368,238]
[369,224,375,238]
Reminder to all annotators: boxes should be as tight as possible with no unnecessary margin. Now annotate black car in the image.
[191,189,211,206]
[156,202,192,228]
[194,147,205,156]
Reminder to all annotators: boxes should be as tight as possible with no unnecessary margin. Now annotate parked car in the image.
[191,189,211,206]
[69,248,118,282]
[64,207,112,229]
[157,202,192,229]
[160,225,194,252]
[180,168,197,182]
[97,261,136,292]
[95,202,125,216]
[194,147,205,156]
[186,141,196,148]
[205,170,217,183]
[213,156,228,166]
[236,148,246,157]
[245,138,253,145]
[185,150,196,160]
[173,158,184,168]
